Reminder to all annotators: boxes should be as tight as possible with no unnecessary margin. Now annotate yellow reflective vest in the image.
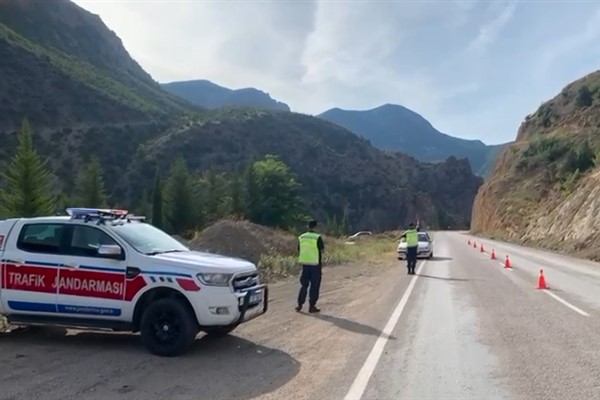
[298,231,321,266]
[403,229,418,247]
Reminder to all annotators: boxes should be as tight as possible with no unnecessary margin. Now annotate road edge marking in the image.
[343,261,426,400]
[542,289,590,317]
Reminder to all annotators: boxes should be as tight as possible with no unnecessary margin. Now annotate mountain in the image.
[0,0,483,231]
[162,80,291,112]
[471,70,600,261]
[318,104,511,177]
[0,0,198,134]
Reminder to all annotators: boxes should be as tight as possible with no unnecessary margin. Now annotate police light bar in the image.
[66,208,129,218]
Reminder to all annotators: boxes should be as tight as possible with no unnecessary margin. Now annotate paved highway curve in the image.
[0,232,598,400]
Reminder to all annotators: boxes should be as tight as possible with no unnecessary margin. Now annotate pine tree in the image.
[0,119,56,217]
[164,157,196,234]
[340,204,350,235]
[151,170,163,229]
[74,155,107,208]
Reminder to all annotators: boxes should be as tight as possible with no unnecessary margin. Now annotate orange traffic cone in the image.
[468,239,471,245]
[480,244,485,253]
[504,255,511,269]
[537,269,547,289]
[491,249,497,260]
[473,241,477,248]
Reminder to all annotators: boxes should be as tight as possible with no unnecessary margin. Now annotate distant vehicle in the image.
[347,231,372,239]
[397,231,434,259]
[0,208,268,357]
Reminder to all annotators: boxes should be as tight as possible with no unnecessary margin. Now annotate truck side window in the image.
[69,225,121,258]
[17,223,67,254]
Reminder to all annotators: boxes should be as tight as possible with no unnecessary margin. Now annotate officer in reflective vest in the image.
[402,222,419,275]
[296,220,324,313]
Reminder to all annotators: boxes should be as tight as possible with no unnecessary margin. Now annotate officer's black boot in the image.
[309,305,320,313]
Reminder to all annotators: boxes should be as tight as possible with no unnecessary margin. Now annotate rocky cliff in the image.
[471,70,600,260]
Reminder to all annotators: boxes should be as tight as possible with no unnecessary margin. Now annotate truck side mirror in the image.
[98,244,123,259]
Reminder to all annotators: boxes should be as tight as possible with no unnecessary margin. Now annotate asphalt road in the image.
[1,232,599,400]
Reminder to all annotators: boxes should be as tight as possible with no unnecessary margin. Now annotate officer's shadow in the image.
[304,313,396,341]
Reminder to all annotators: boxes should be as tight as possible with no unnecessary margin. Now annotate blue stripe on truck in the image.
[8,301,121,316]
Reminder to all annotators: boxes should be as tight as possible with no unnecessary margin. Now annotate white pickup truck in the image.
[0,208,268,356]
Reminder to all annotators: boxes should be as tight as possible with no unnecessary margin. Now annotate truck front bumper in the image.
[234,284,269,325]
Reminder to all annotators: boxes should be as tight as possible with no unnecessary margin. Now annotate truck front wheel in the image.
[140,298,199,357]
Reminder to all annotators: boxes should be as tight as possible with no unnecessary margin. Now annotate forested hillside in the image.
[0,0,484,234]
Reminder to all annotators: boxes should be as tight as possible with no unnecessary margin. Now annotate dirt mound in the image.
[188,219,298,264]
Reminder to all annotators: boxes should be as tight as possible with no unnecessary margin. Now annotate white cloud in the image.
[465,0,517,56]
[72,0,599,144]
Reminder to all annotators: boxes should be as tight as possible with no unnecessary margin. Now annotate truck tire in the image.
[203,325,236,337]
[140,298,199,357]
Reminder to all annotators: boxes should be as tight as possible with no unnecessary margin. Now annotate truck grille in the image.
[232,272,260,292]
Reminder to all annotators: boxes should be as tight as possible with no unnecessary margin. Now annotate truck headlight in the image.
[197,273,233,286]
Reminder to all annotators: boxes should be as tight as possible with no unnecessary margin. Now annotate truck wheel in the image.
[203,325,236,338]
[140,298,199,357]
[428,252,434,259]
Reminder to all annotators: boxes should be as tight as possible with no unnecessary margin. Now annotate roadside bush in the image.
[576,86,593,108]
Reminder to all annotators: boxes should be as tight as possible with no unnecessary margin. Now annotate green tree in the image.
[151,170,163,229]
[250,155,306,229]
[230,172,244,218]
[164,157,197,234]
[137,189,149,215]
[0,119,56,217]
[243,160,260,221]
[74,156,107,208]
[204,169,221,223]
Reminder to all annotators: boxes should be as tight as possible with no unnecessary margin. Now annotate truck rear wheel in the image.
[140,298,199,357]
[203,325,236,337]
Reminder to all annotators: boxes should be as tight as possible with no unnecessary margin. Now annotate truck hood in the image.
[149,251,256,274]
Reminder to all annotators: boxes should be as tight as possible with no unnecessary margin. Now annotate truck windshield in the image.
[111,222,189,255]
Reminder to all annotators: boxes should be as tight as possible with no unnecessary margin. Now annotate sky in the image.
[73,0,600,145]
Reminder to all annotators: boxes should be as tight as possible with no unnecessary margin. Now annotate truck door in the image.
[54,224,128,321]
[1,222,69,315]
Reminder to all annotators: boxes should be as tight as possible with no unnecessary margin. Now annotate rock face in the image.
[471,70,600,260]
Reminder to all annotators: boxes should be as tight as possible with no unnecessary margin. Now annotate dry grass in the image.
[189,219,398,282]
[258,235,396,281]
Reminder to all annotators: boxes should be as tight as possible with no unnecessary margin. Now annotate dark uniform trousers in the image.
[298,265,322,307]
[406,246,417,273]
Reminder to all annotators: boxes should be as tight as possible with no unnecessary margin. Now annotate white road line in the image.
[343,261,426,400]
[474,241,589,317]
[543,289,590,317]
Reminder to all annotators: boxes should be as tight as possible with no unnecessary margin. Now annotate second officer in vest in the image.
[296,220,324,313]
[402,222,419,275]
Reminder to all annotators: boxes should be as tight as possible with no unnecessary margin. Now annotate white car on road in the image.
[397,231,434,259]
